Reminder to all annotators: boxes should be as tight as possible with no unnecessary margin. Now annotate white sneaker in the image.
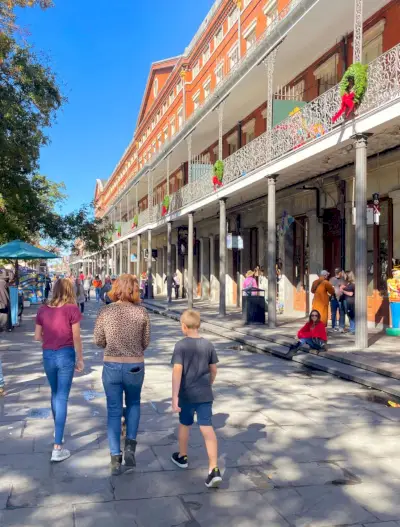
[51,448,71,462]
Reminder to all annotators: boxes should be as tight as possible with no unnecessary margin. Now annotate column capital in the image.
[267,174,279,183]
[219,197,227,204]
[351,132,373,144]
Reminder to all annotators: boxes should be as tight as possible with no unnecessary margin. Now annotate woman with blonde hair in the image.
[341,271,356,334]
[94,274,150,476]
[35,279,84,462]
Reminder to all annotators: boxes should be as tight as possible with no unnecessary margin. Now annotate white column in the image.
[188,213,194,309]
[167,222,173,303]
[209,235,215,302]
[389,189,400,260]
[187,135,192,185]
[119,242,123,276]
[307,210,324,313]
[353,0,364,64]
[217,103,224,161]
[267,176,277,328]
[136,234,141,277]
[127,238,131,274]
[258,223,265,269]
[219,199,227,316]
[147,230,152,298]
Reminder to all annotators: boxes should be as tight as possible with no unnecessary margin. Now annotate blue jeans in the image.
[102,362,145,455]
[0,359,4,388]
[299,338,325,351]
[43,347,75,445]
[331,298,345,329]
[95,288,101,302]
[344,300,355,333]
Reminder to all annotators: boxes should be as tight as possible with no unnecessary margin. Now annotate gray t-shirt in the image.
[330,276,345,299]
[171,337,219,404]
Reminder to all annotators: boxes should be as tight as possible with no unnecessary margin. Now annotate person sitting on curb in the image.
[289,310,328,354]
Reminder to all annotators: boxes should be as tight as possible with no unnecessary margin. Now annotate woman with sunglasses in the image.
[290,310,328,353]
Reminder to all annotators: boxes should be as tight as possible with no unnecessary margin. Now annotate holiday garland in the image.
[212,160,224,190]
[161,195,170,216]
[332,63,368,122]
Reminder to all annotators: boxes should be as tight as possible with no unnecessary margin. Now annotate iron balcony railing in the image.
[122,43,400,232]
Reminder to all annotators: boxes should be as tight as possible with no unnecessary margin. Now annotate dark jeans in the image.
[95,288,101,302]
[84,289,90,301]
[299,338,325,351]
[43,347,75,445]
[331,298,345,329]
[102,362,145,455]
[344,300,355,332]
[78,302,84,314]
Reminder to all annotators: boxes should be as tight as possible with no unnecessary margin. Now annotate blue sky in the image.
[17,0,215,214]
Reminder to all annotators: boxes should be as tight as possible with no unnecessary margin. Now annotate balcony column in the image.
[217,102,224,161]
[209,234,215,302]
[188,213,194,309]
[119,242,123,276]
[166,155,170,196]
[353,133,371,350]
[167,221,173,304]
[219,199,227,316]
[187,135,192,184]
[148,171,154,222]
[263,47,278,160]
[112,245,117,276]
[147,230,153,299]
[127,238,131,274]
[267,176,278,328]
[353,0,364,63]
[136,234,141,277]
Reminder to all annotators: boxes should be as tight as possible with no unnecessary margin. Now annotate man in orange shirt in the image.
[92,275,103,303]
[311,270,335,326]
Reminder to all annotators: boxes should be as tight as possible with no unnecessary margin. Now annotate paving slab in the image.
[0,505,74,527]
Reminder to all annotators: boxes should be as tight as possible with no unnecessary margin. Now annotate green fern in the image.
[339,63,368,104]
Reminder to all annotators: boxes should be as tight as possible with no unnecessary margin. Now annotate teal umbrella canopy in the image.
[0,240,58,260]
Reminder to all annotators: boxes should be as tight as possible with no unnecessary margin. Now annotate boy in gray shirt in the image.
[171,309,222,488]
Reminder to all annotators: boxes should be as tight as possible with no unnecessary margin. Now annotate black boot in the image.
[110,454,122,476]
[289,341,301,354]
[124,439,137,467]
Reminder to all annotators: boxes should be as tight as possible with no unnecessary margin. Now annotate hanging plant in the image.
[332,62,368,123]
[212,160,224,190]
[116,224,122,238]
[161,195,170,217]
[132,214,138,229]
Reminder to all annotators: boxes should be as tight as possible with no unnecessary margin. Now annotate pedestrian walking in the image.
[44,273,52,302]
[290,309,328,353]
[171,309,222,488]
[94,274,150,476]
[92,275,103,303]
[341,271,356,334]
[329,268,346,332]
[311,270,335,326]
[173,273,180,299]
[34,278,84,462]
[0,278,10,395]
[74,278,86,314]
[83,275,92,301]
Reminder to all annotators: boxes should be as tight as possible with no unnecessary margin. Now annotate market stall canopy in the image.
[0,240,58,260]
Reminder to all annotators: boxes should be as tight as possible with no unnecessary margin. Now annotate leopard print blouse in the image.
[94,302,150,360]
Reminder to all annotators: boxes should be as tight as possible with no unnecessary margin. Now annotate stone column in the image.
[307,210,324,313]
[219,199,227,316]
[200,238,210,299]
[209,235,215,302]
[188,213,194,309]
[167,222,173,304]
[267,176,278,328]
[137,234,141,277]
[147,230,153,299]
[389,189,400,261]
[258,223,265,269]
[353,133,371,350]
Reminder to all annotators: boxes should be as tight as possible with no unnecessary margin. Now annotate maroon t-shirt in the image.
[36,304,82,351]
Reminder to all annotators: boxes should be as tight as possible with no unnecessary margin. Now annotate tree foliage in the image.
[0,0,53,35]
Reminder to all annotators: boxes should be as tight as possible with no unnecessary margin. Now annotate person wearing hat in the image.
[329,268,346,332]
[311,270,335,326]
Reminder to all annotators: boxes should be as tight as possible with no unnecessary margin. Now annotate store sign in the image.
[227,233,244,250]
[130,254,137,262]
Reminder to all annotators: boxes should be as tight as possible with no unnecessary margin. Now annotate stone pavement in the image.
[0,302,400,525]
[146,296,400,381]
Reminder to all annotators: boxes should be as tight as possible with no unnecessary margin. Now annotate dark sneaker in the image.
[205,467,222,488]
[110,454,123,476]
[171,452,188,468]
[124,439,137,467]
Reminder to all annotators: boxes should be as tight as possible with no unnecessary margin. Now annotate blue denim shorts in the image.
[179,402,213,427]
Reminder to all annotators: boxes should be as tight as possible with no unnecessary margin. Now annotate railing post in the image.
[352,132,372,350]
[267,175,278,328]
[263,47,279,162]
[353,0,363,64]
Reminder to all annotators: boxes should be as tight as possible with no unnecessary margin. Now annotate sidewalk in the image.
[144,296,400,393]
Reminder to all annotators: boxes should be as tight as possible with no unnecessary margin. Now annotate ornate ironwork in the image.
[187,134,192,184]
[353,0,363,64]
[217,102,224,160]
[263,46,279,159]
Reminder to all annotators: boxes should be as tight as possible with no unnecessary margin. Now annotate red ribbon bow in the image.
[332,92,356,123]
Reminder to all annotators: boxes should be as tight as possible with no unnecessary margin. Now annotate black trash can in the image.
[242,288,266,325]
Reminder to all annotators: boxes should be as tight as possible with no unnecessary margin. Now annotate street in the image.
[0,302,400,526]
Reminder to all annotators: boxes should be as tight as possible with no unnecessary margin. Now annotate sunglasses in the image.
[311,315,319,318]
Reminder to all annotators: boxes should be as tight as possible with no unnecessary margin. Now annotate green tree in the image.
[0,0,53,35]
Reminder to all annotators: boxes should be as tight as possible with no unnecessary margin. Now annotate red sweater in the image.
[297,321,327,341]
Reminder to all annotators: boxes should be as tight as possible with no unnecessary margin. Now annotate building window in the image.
[170,117,176,136]
[163,126,169,142]
[157,134,162,149]
[228,44,240,71]
[264,0,278,26]
[314,54,338,95]
[228,7,239,30]
[243,20,257,50]
[244,0,252,7]
[362,19,385,63]
[156,110,161,123]
[192,61,200,79]
[192,90,201,111]
[214,27,223,48]
[162,101,167,115]
[169,91,174,105]
[203,79,211,99]
[293,79,305,101]
[147,127,150,138]
[151,119,155,131]
[227,132,238,155]
[152,141,156,154]
[203,44,211,65]
[215,62,224,86]
[177,106,183,129]
[242,118,256,144]
[153,78,159,97]
[176,79,183,94]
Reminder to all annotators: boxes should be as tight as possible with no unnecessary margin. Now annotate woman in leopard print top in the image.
[94,274,150,475]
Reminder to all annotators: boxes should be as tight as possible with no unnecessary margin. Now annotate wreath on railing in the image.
[116,224,121,238]
[332,63,368,123]
[132,214,138,229]
[212,160,224,190]
[161,195,170,217]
